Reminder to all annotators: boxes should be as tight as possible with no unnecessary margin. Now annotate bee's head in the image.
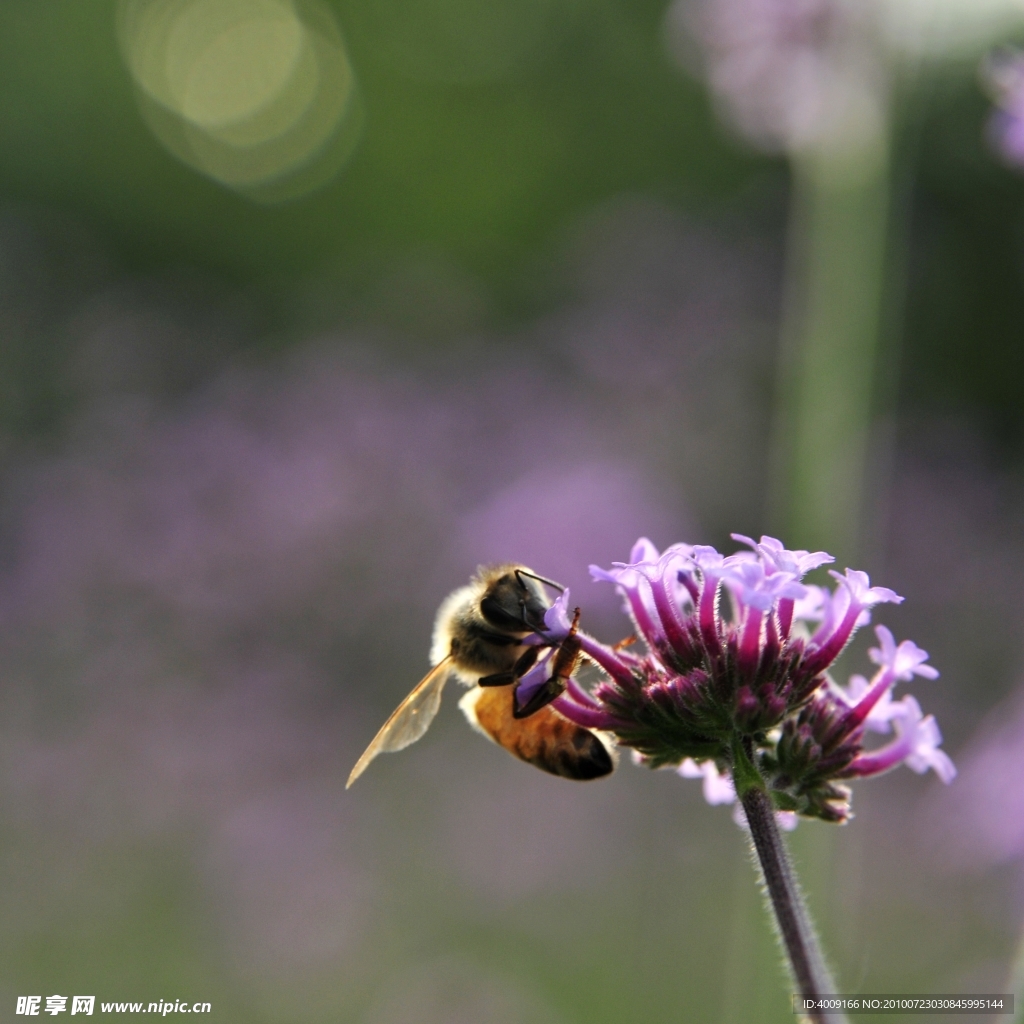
[478,565,555,634]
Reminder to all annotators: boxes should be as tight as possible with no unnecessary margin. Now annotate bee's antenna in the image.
[515,569,565,593]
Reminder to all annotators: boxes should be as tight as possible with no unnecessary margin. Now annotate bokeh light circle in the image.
[117,0,362,201]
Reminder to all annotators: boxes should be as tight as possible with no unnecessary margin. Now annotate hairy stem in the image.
[741,786,847,1024]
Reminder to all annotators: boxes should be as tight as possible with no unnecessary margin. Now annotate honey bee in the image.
[346,564,615,787]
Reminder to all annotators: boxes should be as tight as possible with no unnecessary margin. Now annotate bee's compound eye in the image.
[521,594,550,631]
[479,594,527,631]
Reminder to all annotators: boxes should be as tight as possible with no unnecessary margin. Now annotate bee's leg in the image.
[514,617,582,719]
[511,645,541,676]
[478,671,516,687]
[478,646,541,687]
[512,675,566,719]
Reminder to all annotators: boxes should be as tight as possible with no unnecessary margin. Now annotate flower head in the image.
[547,535,953,825]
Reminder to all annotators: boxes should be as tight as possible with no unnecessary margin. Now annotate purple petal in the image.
[690,545,728,574]
[829,568,903,608]
[792,584,826,623]
[867,625,938,681]
[731,533,834,577]
[629,536,661,564]
[514,652,554,711]
[543,589,574,639]
[723,560,806,612]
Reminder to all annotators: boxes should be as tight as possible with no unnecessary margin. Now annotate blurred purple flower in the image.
[679,757,736,804]
[455,464,681,611]
[732,800,799,832]
[666,0,885,155]
[926,688,1024,870]
[983,48,1024,167]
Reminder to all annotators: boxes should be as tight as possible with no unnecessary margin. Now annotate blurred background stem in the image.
[771,142,891,568]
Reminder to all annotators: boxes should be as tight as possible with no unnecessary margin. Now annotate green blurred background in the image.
[1,1,1024,1022]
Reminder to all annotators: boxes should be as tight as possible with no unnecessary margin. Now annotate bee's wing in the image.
[346,657,453,788]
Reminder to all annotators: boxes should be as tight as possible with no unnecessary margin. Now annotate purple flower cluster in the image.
[541,536,954,823]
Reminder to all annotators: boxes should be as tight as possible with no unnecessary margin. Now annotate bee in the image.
[346,564,615,787]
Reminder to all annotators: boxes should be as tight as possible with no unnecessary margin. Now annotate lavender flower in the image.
[546,535,952,824]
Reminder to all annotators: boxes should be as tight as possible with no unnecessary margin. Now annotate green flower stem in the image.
[740,785,847,1024]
